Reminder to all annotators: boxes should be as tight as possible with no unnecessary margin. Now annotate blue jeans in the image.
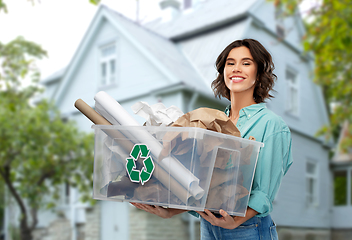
[200,214,278,240]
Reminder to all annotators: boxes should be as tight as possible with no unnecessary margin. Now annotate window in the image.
[286,69,299,116]
[334,170,347,206]
[276,25,285,39]
[275,5,285,39]
[100,44,116,86]
[65,182,70,205]
[306,161,318,206]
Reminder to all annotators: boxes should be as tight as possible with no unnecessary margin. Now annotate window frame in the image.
[98,41,118,88]
[285,67,300,117]
[305,159,319,207]
[350,168,352,205]
[274,5,286,39]
[333,166,352,206]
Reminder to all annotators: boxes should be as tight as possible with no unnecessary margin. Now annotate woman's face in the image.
[223,46,258,96]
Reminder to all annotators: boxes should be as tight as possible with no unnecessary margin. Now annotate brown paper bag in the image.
[160,108,241,168]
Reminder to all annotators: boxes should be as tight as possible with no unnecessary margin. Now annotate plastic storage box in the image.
[92,125,263,216]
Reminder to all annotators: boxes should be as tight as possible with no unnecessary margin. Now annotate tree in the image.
[0,1,101,239]
[0,37,95,240]
[273,0,352,150]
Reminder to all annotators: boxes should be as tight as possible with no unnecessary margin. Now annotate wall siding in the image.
[251,0,304,51]
[271,131,331,228]
[58,19,172,116]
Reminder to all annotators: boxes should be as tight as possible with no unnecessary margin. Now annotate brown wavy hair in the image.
[211,39,277,103]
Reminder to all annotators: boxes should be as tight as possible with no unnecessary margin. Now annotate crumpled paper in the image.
[131,101,184,127]
[161,108,242,169]
[161,107,254,168]
[171,107,241,136]
[106,176,139,198]
[133,179,183,205]
[206,184,249,211]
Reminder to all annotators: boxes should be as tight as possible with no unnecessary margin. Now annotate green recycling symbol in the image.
[126,144,155,185]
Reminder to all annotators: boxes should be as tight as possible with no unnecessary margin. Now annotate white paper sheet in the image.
[131,101,184,127]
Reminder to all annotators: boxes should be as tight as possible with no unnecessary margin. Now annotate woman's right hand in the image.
[130,202,186,219]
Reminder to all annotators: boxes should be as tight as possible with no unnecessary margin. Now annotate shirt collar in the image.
[225,103,266,119]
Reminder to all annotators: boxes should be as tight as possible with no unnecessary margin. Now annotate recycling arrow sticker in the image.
[126,144,155,185]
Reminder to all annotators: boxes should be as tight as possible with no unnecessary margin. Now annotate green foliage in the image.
[89,0,101,5]
[306,1,352,143]
[0,36,95,238]
[0,36,47,91]
[0,93,95,207]
[272,0,301,15]
[272,0,352,148]
[0,0,7,13]
[8,225,21,240]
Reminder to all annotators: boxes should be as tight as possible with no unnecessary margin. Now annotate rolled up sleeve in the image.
[248,130,293,217]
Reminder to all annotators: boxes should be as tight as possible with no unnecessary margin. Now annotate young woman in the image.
[132,39,293,240]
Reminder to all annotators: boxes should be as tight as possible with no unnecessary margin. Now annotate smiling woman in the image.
[196,38,293,240]
[132,39,293,240]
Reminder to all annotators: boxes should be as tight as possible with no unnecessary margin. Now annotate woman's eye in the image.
[243,62,251,66]
[227,62,234,65]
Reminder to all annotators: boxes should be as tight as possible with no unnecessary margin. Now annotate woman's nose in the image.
[232,64,241,72]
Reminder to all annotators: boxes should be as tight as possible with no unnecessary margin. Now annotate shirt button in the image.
[248,114,251,117]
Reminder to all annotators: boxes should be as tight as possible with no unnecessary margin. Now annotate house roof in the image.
[51,4,219,103]
[144,0,259,39]
[333,121,352,163]
[105,6,211,94]
[41,67,67,84]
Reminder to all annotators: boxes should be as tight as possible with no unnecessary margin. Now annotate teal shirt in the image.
[224,103,293,217]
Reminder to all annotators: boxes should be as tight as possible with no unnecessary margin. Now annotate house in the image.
[5,0,339,239]
[330,121,352,239]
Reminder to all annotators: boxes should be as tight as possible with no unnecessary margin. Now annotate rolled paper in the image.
[74,99,134,152]
[75,99,111,125]
[74,98,195,204]
[94,91,204,199]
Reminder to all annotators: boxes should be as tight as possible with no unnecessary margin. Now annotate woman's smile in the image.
[229,75,245,83]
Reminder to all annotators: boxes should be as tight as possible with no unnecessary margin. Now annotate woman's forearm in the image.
[233,207,258,226]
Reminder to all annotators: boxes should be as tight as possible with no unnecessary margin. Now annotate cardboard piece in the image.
[161,108,241,168]
[172,107,241,137]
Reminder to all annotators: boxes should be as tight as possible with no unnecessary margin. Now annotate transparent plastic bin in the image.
[92,125,263,216]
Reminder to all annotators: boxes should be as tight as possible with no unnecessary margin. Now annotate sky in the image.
[0,0,315,81]
[0,0,161,80]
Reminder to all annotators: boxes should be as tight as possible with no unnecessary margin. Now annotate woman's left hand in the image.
[196,209,240,229]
